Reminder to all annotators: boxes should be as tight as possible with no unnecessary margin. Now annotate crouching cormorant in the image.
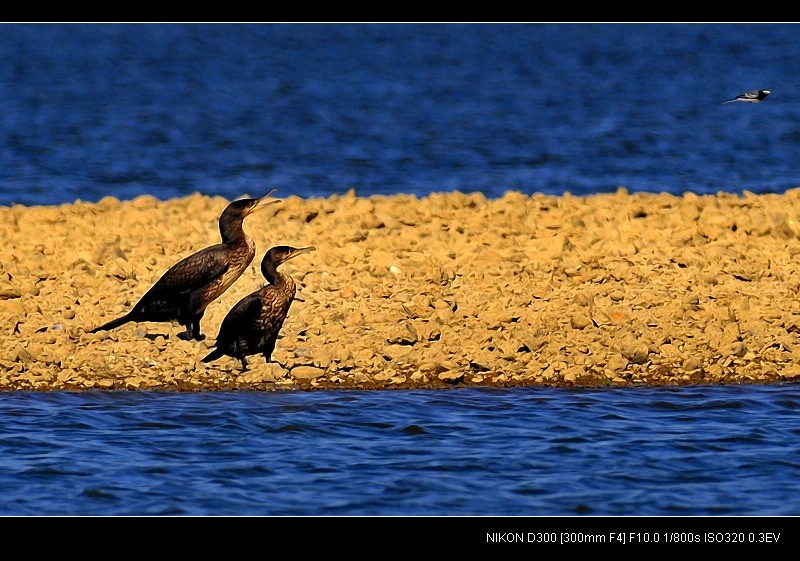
[202,245,316,371]
[89,191,280,341]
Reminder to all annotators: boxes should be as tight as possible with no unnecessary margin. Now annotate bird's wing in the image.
[214,292,264,344]
[145,245,231,298]
[723,90,767,104]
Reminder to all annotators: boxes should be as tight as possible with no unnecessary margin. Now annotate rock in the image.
[570,313,592,330]
[290,366,325,380]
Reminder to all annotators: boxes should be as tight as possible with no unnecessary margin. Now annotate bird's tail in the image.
[202,348,225,363]
[89,314,133,333]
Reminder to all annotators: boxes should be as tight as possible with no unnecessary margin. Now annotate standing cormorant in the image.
[202,245,316,371]
[89,191,280,341]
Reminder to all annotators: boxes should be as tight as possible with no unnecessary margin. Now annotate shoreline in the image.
[4,188,800,391]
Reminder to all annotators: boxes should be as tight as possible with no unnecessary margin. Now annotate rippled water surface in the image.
[1,384,799,516]
[2,23,800,206]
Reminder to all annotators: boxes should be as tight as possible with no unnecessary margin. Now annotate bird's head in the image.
[264,245,317,269]
[224,189,281,219]
[218,190,280,242]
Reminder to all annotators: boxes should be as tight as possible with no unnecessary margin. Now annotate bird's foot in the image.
[178,330,205,341]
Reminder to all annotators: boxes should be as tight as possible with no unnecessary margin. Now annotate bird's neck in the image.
[219,217,246,245]
[262,265,296,294]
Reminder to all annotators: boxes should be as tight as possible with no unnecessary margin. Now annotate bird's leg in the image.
[176,309,193,341]
[191,315,205,341]
[240,356,249,372]
[177,324,193,341]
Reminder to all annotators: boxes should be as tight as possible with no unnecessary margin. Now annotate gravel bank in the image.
[4,188,800,391]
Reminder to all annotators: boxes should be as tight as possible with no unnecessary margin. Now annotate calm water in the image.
[2,23,800,519]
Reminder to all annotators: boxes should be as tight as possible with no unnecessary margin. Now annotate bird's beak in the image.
[288,246,316,261]
[249,189,280,214]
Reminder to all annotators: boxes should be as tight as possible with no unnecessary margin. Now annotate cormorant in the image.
[89,191,280,341]
[202,245,316,371]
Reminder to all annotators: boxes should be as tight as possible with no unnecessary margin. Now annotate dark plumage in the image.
[202,245,316,371]
[89,191,280,341]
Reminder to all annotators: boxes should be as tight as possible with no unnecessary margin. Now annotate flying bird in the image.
[89,191,280,341]
[722,89,770,104]
[202,245,316,371]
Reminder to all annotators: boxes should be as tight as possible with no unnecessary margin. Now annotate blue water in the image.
[2,23,800,207]
[2,23,800,518]
[1,384,799,517]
